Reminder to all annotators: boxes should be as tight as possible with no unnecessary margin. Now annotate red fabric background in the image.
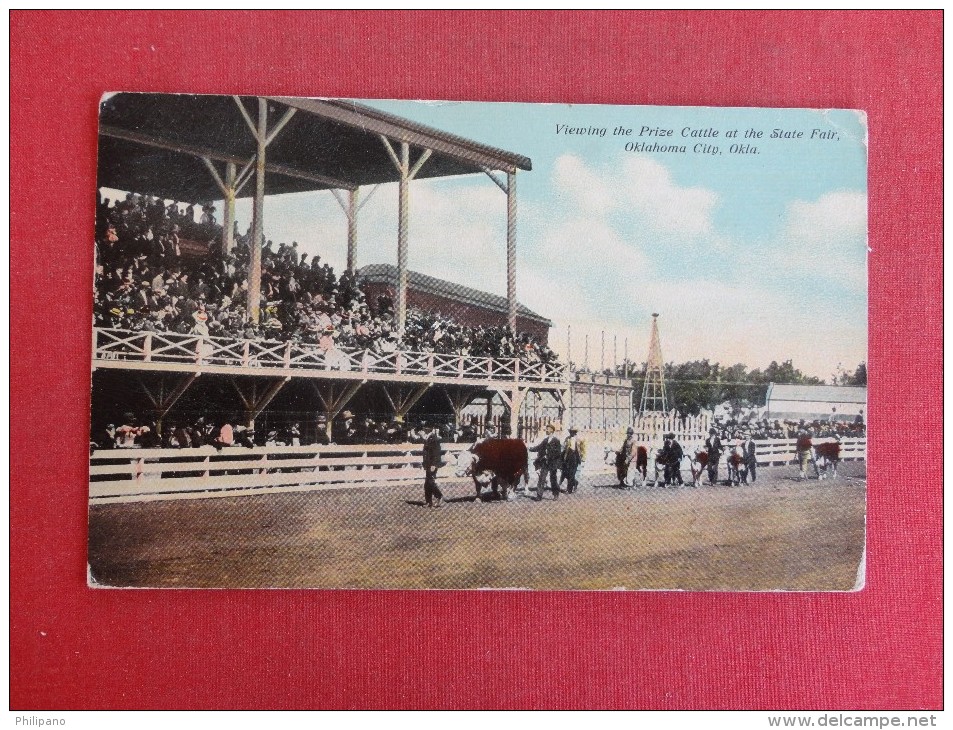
[10,11,942,710]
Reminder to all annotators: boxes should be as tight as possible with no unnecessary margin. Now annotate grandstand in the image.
[357,263,553,344]
[92,93,567,444]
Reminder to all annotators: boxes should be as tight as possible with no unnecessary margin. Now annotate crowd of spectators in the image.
[93,192,558,366]
[92,406,868,453]
[711,417,866,441]
[91,411,491,451]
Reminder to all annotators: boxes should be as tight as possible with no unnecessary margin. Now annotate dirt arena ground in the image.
[88,463,866,591]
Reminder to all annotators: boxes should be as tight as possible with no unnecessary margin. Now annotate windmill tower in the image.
[639,313,668,414]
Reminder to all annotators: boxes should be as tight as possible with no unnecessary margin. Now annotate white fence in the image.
[747,437,867,466]
[90,442,472,505]
[90,437,866,505]
[92,328,566,385]
[628,413,712,444]
[585,436,867,472]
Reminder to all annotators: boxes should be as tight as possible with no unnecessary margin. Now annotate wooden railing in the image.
[90,437,866,505]
[742,437,867,466]
[588,436,867,469]
[628,413,712,445]
[90,442,473,505]
[92,327,567,385]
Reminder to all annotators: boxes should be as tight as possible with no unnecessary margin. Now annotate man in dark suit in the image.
[332,410,357,445]
[743,432,757,483]
[617,426,636,487]
[530,423,562,500]
[704,428,723,485]
[662,433,684,486]
[421,422,444,508]
[561,426,584,494]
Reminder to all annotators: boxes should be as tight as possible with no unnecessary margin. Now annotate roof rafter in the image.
[100,124,358,191]
[268,96,532,174]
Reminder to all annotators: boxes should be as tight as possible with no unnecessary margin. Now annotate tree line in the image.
[573,359,867,416]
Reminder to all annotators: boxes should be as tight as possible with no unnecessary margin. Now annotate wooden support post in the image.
[248,99,267,324]
[230,376,289,431]
[441,386,476,429]
[381,138,431,339]
[347,188,358,273]
[496,387,528,439]
[309,382,331,439]
[333,184,380,276]
[203,156,237,258]
[139,372,199,434]
[601,330,605,373]
[249,377,290,421]
[222,162,236,257]
[397,141,409,337]
[568,378,574,429]
[506,169,517,332]
[380,383,430,422]
[588,384,594,430]
[310,380,364,424]
[230,378,256,429]
[566,325,571,370]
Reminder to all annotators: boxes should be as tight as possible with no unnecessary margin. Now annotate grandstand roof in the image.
[357,264,552,326]
[766,384,867,404]
[97,94,532,202]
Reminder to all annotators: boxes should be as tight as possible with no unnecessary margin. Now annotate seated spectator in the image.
[93,191,561,371]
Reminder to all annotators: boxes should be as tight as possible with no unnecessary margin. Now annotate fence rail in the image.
[92,328,567,385]
[90,436,866,505]
[90,442,473,505]
[628,413,712,444]
[745,437,867,466]
[594,436,866,465]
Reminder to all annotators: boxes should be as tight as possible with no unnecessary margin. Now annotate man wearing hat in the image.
[561,426,585,494]
[529,423,562,500]
[420,421,445,508]
[617,426,636,487]
[191,309,210,337]
[472,422,499,450]
[92,423,117,451]
[333,410,356,445]
[742,430,758,484]
[795,429,815,480]
[704,428,723,485]
[314,414,331,446]
[116,412,147,449]
[661,433,684,486]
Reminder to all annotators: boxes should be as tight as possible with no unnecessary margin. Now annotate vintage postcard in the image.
[88,94,867,589]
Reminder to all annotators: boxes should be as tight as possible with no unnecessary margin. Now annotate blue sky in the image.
[228,100,867,380]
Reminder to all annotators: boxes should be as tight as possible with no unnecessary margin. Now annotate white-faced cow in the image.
[725,445,749,485]
[604,444,649,487]
[813,438,842,480]
[455,439,530,501]
[688,449,708,486]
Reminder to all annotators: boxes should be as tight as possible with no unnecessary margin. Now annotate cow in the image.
[725,446,748,485]
[603,444,649,487]
[649,448,666,485]
[813,439,842,480]
[688,449,708,486]
[455,438,530,502]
